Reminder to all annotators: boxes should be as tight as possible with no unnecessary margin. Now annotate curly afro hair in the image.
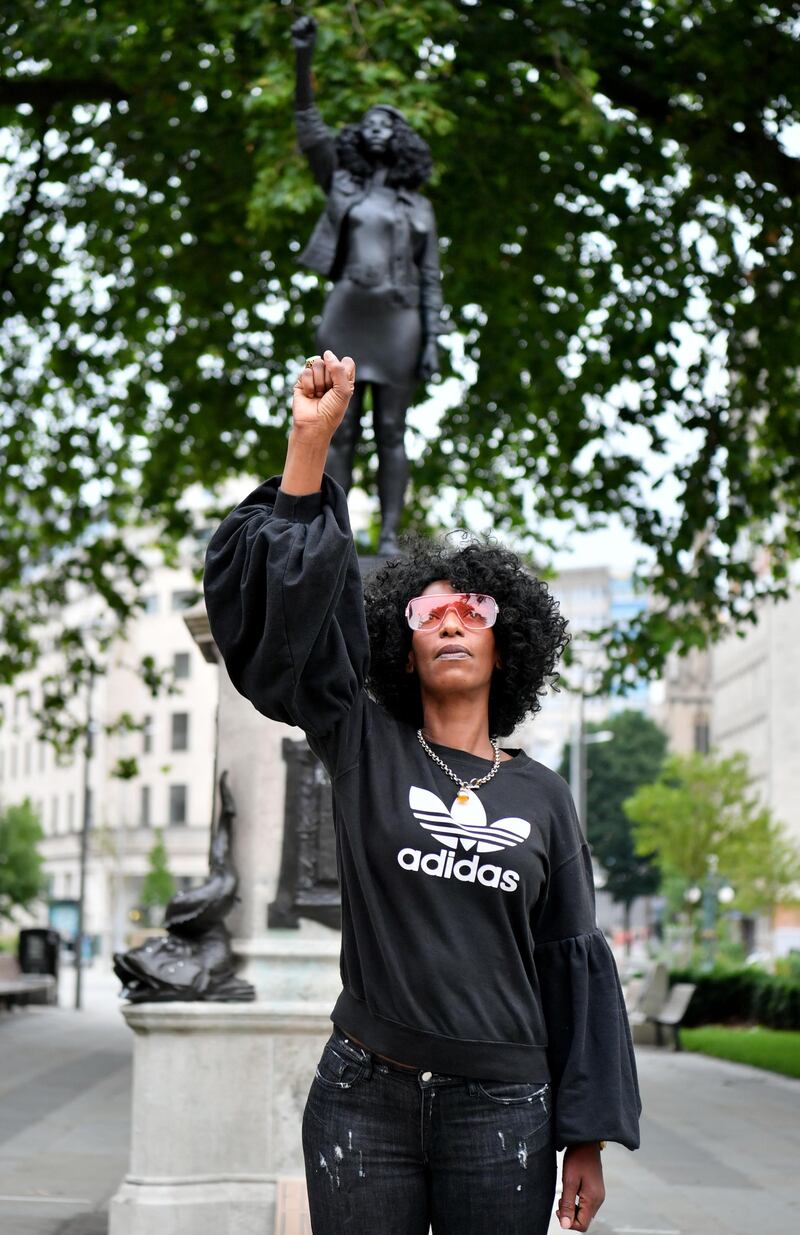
[364,536,570,738]
[335,106,433,189]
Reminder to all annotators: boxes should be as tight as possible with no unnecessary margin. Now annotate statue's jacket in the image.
[295,105,445,343]
[203,477,642,1152]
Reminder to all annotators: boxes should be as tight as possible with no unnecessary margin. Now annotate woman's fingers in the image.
[292,351,356,434]
[298,366,316,400]
[558,1186,577,1230]
[316,350,355,426]
[311,356,327,399]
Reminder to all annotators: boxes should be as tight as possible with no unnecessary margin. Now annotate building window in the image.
[0,749,4,781]
[24,742,32,775]
[51,796,59,834]
[171,713,189,752]
[169,784,187,825]
[38,742,46,772]
[142,594,159,615]
[143,715,153,754]
[694,719,710,755]
[173,652,191,679]
[140,785,151,827]
[68,793,75,831]
[84,787,93,829]
[10,746,17,778]
[171,589,197,612]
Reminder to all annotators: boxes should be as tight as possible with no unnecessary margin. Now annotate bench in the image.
[627,961,668,1046]
[647,982,696,1051]
[0,954,57,1010]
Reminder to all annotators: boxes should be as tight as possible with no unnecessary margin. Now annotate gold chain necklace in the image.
[416,729,501,804]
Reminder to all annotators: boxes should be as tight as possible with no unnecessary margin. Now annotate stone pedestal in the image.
[110,601,343,1233]
[109,1002,332,1235]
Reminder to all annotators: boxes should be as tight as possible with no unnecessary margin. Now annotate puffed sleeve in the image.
[532,795,641,1150]
[202,473,371,775]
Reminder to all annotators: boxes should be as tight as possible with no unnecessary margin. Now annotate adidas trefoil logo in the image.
[409,786,531,853]
[396,787,531,894]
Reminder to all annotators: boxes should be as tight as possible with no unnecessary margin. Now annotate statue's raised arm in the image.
[292,15,337,191]
[288,13,444,555]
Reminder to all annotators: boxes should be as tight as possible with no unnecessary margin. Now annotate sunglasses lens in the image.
[406,594,497,631]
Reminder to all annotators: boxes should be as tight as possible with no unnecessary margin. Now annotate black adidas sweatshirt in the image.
[203,475,641,1150]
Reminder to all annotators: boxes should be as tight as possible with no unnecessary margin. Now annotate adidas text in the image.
[397,846,521,892]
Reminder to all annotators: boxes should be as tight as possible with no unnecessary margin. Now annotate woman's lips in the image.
[436,644,470,659]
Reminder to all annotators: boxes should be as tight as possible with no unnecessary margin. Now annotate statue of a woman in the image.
[291,15,444,555]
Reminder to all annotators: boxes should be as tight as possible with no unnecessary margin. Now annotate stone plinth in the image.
[109,600,345,1233]
[109,1002,332,1235]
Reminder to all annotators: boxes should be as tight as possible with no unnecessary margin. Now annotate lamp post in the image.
[687,855,734,971]
[74,666,96,1011]
[568,698,613,836]
[566,644,613,837]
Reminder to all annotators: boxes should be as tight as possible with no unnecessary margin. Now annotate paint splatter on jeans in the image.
[302,1026,556,1234]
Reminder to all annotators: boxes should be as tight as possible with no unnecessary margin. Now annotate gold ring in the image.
[304,355,321,368]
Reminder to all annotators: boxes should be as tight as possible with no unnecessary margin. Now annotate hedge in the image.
[670,968,800,1031]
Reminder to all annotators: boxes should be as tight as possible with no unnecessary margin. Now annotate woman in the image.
[291,14,443,555]
[203,351,641,1234]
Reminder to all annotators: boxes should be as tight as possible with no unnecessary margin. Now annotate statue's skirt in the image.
[317,277,421,389]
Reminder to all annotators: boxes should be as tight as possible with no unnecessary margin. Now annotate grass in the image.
[681,1026,800,1079]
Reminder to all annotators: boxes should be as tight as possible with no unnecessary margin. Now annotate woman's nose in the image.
[439,605,465,634]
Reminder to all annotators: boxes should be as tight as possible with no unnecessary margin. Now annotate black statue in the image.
[292,14,444,555]
[113,772,255,1003]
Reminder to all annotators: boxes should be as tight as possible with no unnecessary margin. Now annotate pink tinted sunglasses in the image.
[404,592,499,633]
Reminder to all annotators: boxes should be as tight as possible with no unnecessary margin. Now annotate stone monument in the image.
[108,602,342,1235]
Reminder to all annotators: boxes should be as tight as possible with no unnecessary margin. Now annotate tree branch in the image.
[592,66,800,198]
[0,113,48,298]
[0,75,129,109]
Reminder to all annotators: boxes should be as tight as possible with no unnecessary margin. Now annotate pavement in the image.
[1,966,798,1235]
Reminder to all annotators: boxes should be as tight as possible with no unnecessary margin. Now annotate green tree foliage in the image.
[2,1,800,700]
[559,709,667,920]
[140,828,176,922]
[0,799,46,921]
[625,751,800,917]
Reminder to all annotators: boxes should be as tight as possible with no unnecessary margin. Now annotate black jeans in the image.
[302,1025,556,1234]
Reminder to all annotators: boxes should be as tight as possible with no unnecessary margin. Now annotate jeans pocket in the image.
[474,1079,550,1107]
[314,1036,371,1091]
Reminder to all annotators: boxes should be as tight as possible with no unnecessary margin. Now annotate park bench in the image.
[625,962,696,1050]
[626,961,668,1046]
[647,982,696,1050]
[0,953,56,1011]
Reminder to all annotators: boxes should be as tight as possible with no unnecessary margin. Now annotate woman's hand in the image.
[557,1144,605,1231]
[292,350,356,441]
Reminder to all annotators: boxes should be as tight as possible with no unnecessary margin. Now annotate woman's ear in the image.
[405,648,415,675]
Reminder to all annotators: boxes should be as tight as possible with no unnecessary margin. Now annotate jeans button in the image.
[421,1071,433,1081]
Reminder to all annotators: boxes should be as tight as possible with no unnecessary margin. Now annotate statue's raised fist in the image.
[290,15,317,51]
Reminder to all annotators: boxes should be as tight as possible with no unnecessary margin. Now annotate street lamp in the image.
[568,704,614,836]
[565,640,613,836]
[700,854,735,972]
[75,665,96,1011]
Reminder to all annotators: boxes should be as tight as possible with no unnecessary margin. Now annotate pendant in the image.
[456,790,470,804]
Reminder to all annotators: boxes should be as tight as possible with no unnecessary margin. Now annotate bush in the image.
[669,967,800,1030]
